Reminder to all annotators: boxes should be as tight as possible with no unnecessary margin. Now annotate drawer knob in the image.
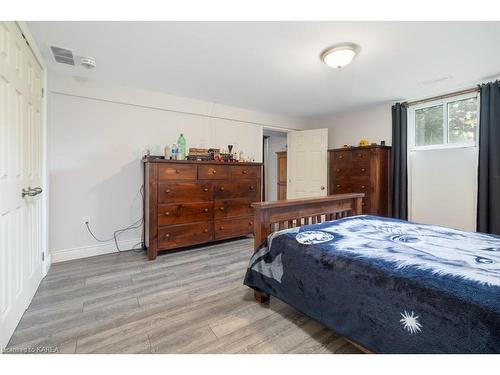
[243,170,248,174]
[361,168,366,172]
[175,169,180,174]
[336,184,341,188]
[219,207,225,211]
[361,185,366,189]
[203,228,208,233]
[362,202,366,206]
[219,226,224,230]
[165,189,171,193]
[336,169,340,173]
[203,187,209,192]
[203,208,209,213]
[249,221,253,226]
[165,212,170,216]
[339,155,343,159]
[165,234,170,238]
[249,186,254,190]
[220,187,225,191]
[212,169,217,174]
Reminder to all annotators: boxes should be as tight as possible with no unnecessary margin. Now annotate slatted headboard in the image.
[251,193,364,251]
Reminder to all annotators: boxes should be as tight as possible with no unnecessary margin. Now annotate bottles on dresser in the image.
[171,144,178,160]
[177,133,186,160]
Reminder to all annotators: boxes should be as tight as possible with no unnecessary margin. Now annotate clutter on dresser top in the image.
[144,133,255,163]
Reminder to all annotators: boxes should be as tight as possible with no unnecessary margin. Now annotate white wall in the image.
[48,72,306,262]
[306,101,478,231]
[409,147,478,232]
[263,130,287,201]
[309,103,392,149]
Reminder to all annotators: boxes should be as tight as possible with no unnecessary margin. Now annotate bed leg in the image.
[254,291,270,303]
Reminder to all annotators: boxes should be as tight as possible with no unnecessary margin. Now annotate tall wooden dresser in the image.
[143,158,262,260]
[329,146,391,216]
[276,151,287,200]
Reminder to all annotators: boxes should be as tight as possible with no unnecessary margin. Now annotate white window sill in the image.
[410,143,477,152]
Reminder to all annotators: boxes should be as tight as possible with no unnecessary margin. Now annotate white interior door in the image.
[287,128,328,199]
[0,21,44,348]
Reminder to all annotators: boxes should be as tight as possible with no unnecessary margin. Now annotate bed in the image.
[244,195,500,353]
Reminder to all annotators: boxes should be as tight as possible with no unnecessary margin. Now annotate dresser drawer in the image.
[230,165,260,180]
[351,165,370,178]
[214,198,254,219]
[158,182,212,203]
[332,150,352,165]
[353,149,371,162]
[332,166,351,180]
[331,182,353,194]
[352,182,371,195]
[198,165,229,180]
[158,202,213,226]
[214,182,258,199]
[158,164,197,181]
[158,223,213,250]
[215,217,254,240]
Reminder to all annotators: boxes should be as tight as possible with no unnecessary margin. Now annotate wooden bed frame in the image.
[251,193,364,301]
[250,193,372,353]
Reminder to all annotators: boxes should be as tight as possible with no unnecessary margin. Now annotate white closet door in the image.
[287,129,328,199]
[0,21,44,348]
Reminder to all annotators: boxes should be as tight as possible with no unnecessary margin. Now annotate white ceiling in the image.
[28,21,500,119]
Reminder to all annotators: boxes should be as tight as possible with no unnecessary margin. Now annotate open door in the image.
[287,129,328,199]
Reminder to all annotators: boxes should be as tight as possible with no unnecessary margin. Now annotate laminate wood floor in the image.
[5,237,361,354]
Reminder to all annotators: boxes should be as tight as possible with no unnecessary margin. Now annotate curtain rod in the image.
[406,86,479,107]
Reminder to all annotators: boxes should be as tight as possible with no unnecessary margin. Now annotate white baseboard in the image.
[51,238,142,263]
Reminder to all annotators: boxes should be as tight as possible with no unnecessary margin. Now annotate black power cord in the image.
[84,185,145,253]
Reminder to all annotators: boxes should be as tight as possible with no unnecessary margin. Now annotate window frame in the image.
[408,92,480,151]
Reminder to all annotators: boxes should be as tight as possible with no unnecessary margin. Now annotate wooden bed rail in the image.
[251,193,364,251]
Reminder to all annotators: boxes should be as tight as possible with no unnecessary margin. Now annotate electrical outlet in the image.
[82,216,90,225]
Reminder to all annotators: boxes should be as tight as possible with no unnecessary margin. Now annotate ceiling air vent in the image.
[50,46,75,65]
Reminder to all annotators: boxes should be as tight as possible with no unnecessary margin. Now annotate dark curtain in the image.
[391,103,408,220]
[477,81,500,234]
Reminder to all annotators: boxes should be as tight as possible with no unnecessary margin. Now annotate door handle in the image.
[21,188,31,197]
[22,186,43,198]
[320,186,325,190]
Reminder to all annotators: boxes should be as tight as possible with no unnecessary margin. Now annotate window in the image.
[409,94,479,150]
[415,104,443,146]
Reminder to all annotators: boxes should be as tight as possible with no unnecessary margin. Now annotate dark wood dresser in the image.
[329,146,390,216]
[276,151,287,200]
[143,158,262,260]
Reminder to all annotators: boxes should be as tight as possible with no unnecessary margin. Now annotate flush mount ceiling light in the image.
[321,44,358,69]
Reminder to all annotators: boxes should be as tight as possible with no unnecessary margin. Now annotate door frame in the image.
[16,22,50,276]
[262,135,269,201]
[262,127,290,202]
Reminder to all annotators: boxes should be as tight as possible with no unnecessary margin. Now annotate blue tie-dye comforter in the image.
[243,215,500,353]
